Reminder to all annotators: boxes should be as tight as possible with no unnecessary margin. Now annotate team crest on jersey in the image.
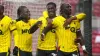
[70,27,76,33]
[51,29,55,33]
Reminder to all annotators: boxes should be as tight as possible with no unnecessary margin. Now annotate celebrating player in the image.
[12,6,38,56]
[41,3,88,56]
[0,5,14,56]
[30,2,57,56]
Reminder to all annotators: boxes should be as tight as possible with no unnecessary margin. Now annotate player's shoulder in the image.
[43,10,48,18]
[3,15,12,21]
[2,16,13,24]
[16,20,23,25]
[38,16,45,21]
[28,18,38,24]
[10,19,17,24]
[4,15,12,19]
[12,20,17,22]
[53,16,59,20]
[54,15,61,19]
[53,15,65,22]
[29,18,37,22]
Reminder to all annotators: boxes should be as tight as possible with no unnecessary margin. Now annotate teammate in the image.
[30,2,57,56]
[12,6,40,56]
[41,3,88,56]
[62,3,88,56]
[0,5,14,56]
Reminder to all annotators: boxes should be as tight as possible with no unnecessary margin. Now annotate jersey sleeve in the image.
[9,19,17,31]
[52,17,59,28]
[76,13,86,21]
[10,20,18,46]
[43,10,48,18]
[29,19,38,26]
[12,30,18,46]
[38,16,44,21]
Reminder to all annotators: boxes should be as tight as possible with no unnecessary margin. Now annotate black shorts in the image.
[36,49,57,56]
[57,50,79,56]
[0,49,10,56]
[18,49,32,56]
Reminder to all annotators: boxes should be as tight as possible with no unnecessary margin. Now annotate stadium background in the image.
[0,0,99,56]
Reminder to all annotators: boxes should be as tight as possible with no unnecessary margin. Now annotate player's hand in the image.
[83,50,88,56]
[75,38,81,43]
[71,16,77,20]
[41,33,45,41]
[37,21,42,26]
[13,46,18,56]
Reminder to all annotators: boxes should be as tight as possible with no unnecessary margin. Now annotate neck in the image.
[49,15,56,19]
[61,13,70,19]
[0,14,4,20]
[22,18,29,23]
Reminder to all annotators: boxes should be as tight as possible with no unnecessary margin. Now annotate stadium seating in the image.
[93,2,100,17]
[92,30,100,55]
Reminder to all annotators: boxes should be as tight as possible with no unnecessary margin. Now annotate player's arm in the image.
[64,16,77,27]
[76,29,88,56]
[9,20,19,56]
[64,13,86,27]
[12,29,19,56]
[75,13,86,45]
[76,13,86,21]
[76,29,84,46]
[41,20,53,41]
[42,22,53,35]
[29,21,42,34]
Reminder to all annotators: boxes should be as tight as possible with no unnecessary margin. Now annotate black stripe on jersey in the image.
[10,28,17,32]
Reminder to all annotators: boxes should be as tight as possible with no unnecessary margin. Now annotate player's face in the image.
[47,4,56,18]
[20,7,30,20]
[0,6,4,15]
[63,4,71,15]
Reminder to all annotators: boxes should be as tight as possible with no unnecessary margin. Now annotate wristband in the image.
[82,45,86,50]
[42,33,45,36]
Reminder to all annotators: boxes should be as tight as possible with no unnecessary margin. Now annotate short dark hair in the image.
[60,3,65,14]
[46,2,56,8]
[60,3,71,14]
[17,6,27,16]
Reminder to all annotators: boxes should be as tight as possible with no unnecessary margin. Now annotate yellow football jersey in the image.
[13,29,19,47]
[14,19,37,52]
[43,10,48,18]
[12,20,18,47]
[0,15,13,52]
[37,16,57,50]
[76,13,86,21]
[52,13,85,52]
